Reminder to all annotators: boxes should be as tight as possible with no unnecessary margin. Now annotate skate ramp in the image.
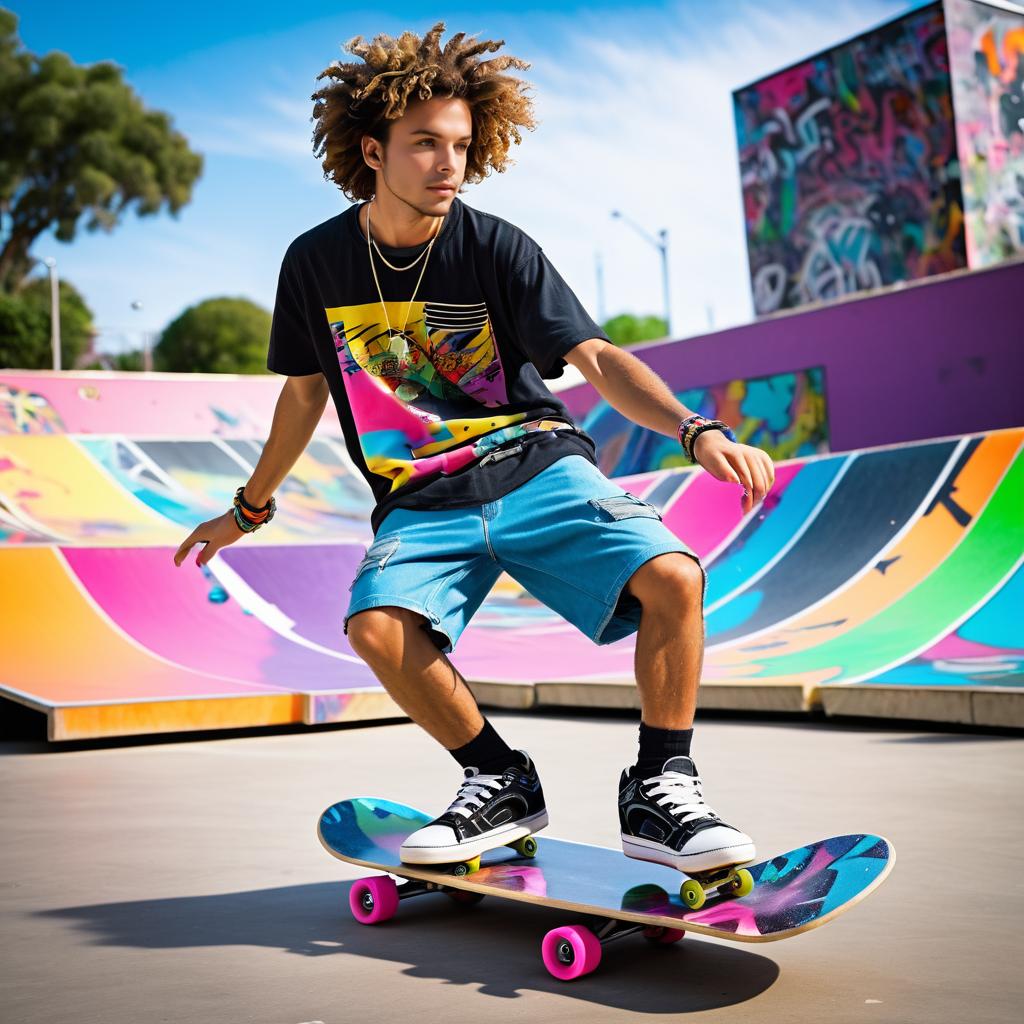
[1,371,1021,739]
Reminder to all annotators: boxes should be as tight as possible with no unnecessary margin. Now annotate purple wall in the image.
[559,261,1023,453]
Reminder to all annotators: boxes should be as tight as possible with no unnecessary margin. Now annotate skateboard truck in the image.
[440,834,539,877]
[680,864,755,909]
[348,833,541,922]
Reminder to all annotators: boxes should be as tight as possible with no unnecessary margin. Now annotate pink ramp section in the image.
[60,547,378,691]
[662,470,749,557]
[0,547,288,704]
[922,634,1024,660]
[626,463,800,564]
[0,371,337,437]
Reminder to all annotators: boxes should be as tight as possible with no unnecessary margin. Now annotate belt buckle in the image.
[480,442,525,466]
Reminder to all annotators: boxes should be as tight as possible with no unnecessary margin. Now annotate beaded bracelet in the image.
[232,485,276,533]
[677,414,702,450]
[676,415,736,463]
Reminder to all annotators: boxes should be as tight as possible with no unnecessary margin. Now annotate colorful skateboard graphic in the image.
[318,797,894,981]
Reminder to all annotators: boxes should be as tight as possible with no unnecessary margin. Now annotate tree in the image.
[0,276,93,368]
[0,8,203,293]
[0,291,45,367]
[111,349,144,371]
[155,297,272,373]
[601,313,669,347]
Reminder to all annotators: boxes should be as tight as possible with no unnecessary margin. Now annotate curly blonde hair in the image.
[311,21,537,202]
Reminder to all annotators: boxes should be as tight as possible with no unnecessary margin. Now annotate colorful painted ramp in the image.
[1,372,1021,739]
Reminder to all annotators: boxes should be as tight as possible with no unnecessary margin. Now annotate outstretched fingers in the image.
[174,527,208,567]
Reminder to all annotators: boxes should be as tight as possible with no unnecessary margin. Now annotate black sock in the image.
[632,721,693,779]
[448,718,517,774]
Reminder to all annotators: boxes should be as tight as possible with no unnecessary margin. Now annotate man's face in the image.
[372,96,472,214]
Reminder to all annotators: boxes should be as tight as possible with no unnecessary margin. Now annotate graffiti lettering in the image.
[734,6,965,313]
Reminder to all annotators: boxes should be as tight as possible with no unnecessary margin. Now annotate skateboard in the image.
[318,797,894,981]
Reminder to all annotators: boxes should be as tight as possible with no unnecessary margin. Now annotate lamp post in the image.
[43,257,60,370]
[610,210,671,337]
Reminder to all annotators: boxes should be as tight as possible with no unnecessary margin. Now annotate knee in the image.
[346,606,428,662]
[629,552,705,607]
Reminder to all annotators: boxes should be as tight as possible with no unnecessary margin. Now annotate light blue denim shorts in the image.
[343,453,704,653]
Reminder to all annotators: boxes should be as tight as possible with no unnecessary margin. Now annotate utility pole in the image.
[610,210,671,336]
[43,257,61,370]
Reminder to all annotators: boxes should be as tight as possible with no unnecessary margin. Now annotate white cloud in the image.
[186,96,315,172]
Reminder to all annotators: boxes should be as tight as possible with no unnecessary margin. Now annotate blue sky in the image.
[13,0,933,358]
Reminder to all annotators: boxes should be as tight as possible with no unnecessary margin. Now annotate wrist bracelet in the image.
[232,505,256,533]
[237,486,273,515]
[689,420,736,461]
[232,486,276,532]
[677,415,736,462]
[677,414,702,450]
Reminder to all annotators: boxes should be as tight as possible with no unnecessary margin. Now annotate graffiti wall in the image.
[581,368,828,478]
[734,2,965,313]
[947,0,1024,266]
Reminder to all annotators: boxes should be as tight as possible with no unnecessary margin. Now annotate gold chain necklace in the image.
[371,232,432,272]
[366,199,444,338]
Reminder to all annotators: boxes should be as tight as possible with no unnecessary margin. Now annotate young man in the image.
[173,23,774,876]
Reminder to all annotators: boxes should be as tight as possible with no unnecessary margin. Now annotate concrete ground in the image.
[2,709,1022,1024]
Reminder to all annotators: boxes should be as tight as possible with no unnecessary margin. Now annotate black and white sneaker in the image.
[618,756,755,874]
[400,749,549,865]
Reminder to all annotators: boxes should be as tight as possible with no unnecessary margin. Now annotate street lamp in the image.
[610,210,672,337]
[43,257,60,370]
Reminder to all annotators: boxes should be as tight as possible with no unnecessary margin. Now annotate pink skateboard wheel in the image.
[348,876,399,924]
[541,925,602,980]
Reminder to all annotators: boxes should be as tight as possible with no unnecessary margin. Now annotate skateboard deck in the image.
[318,797,895,980]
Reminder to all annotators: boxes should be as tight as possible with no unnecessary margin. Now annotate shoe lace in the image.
[643,770,720,825]
[443,772,506,820]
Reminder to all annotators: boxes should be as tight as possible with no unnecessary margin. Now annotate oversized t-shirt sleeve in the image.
[505,249,611,379]
[266,247,322,376]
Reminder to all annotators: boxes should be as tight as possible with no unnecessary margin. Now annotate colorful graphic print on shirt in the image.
[325,299,532,492]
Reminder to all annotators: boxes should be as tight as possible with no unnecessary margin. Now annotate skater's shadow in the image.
[37,881,778,1010]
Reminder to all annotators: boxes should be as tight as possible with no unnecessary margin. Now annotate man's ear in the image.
[362,136,382,169]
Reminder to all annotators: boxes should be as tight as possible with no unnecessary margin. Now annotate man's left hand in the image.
[692,430,775,515]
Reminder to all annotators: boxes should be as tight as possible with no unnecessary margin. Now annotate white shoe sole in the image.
[621,834,756,874]
[400,809,550,865]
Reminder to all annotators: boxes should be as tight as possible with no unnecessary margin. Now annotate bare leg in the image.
[346,606,484,749]
[625,553,705,729]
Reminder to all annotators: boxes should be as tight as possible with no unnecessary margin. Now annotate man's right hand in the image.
[173,510,246,568]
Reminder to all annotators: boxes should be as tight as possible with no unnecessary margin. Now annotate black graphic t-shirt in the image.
[267,197,612,535]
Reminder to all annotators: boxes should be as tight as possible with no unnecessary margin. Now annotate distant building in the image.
[733,0,1024,314]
